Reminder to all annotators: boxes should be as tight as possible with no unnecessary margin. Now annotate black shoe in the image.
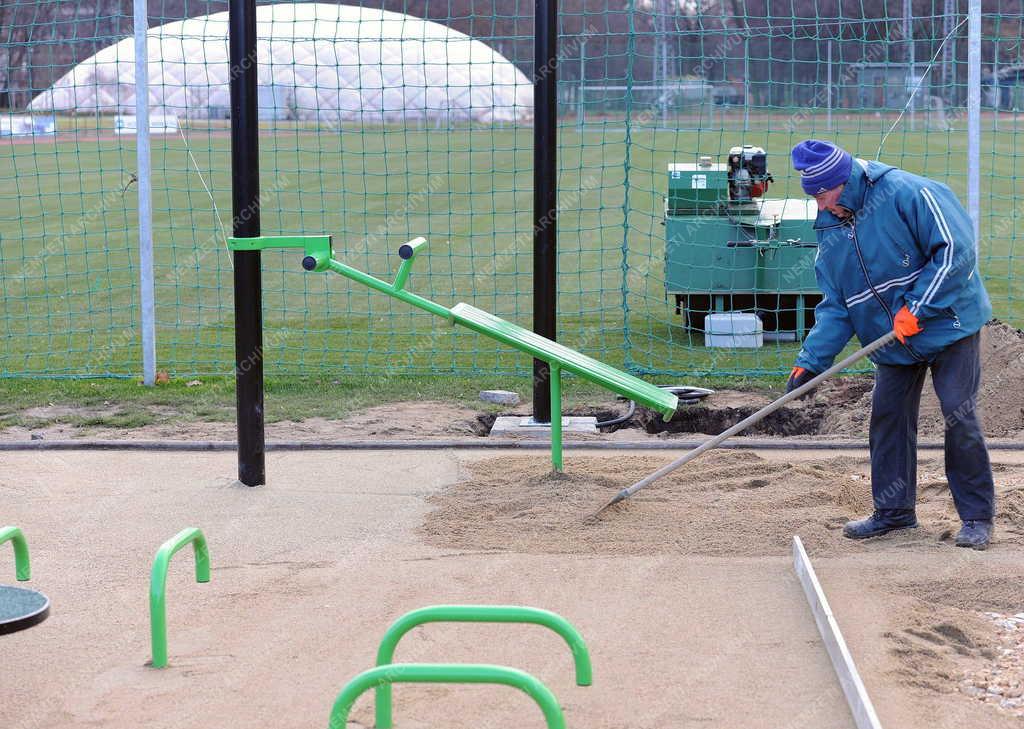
[843,510,918,539]
[955,520,994,550]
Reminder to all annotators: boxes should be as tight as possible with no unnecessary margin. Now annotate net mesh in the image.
[1,0,1021,378]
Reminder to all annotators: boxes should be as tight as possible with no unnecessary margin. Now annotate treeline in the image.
[1,0,1020,108]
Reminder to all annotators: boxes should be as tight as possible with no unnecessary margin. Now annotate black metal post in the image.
[229,0,265,486]
[533,0,558,423]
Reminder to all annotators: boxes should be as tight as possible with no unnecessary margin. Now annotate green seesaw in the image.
[227,235,679,470]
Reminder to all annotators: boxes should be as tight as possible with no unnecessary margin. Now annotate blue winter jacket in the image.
[795,159,992,372]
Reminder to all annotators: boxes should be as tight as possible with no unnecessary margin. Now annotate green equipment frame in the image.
[227,235,679,470]
[0,526,31,581]
[328,664,566,729]
[149,528,210,668]
[374,605,591,728]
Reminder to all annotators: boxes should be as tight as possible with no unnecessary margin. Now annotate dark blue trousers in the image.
[870,332,995,521]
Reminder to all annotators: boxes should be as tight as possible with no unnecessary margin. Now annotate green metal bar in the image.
[228,235,335,272]
[149,528,210,668]
[324,259,452,321]
[224,235,446,316]
[796,294,806,340]
[550,363,563,471]
[0,526,31,581]
[392,260,414,292]
[448,304,677,420]
[332,664,566,729]
[393,236,428,292]
[227,234,332,254]
[374,605,590,729]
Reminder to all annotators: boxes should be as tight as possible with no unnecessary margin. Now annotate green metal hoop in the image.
[149,528,210,668]
[329,664,566,729]
[374,604,591,728]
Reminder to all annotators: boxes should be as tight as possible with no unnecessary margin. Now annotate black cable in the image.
[596,385,715,428]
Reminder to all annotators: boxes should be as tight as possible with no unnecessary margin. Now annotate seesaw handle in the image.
[398,237,428,260]
[394,237,429,291]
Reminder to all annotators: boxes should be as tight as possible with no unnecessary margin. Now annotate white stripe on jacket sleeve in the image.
[911,187,955,316]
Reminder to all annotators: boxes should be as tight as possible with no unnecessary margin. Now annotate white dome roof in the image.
[29,3,532,123]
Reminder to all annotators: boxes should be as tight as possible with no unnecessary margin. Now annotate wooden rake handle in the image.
[598,331,896,511]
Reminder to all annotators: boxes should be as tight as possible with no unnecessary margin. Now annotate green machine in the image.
[664,145,823,340]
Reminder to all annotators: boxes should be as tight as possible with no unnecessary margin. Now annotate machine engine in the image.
[726,144,773,201]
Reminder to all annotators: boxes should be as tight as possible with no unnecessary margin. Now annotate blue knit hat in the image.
[791,140,853,195]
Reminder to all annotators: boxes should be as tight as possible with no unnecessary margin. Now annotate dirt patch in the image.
[636,398,830,436]
[628,320,1024,440]
[423,453,892,556]
[884,579,1024,721]
[308,400,492,438]
[898,575,1024,614]
[0,401,491,442]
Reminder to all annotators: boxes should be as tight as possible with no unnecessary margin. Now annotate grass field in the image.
[2,112,1022,387]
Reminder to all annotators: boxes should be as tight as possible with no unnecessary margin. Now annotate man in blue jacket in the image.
[787,139,995,549]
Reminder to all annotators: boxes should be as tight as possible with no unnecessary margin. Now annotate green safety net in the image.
[1,1,1021,378]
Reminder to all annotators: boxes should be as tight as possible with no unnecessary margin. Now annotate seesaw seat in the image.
[450,303,677,417]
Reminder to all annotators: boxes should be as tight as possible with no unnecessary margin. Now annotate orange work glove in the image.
[786,366,817,394]
[893,305,923,344]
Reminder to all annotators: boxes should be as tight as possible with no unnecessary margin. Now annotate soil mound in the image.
[638,320,1024,440]
[821,319,1024,438]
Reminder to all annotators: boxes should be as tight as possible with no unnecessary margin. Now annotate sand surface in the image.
[421,451,1024,557]
[2,448,1023,728]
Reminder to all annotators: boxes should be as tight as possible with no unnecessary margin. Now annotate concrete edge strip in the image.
[1,438,1013,453]
[792,535,884,729]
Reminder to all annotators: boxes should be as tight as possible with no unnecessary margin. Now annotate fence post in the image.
[968,0,981,254]
[904,0,915,131]
[134,0,156,386]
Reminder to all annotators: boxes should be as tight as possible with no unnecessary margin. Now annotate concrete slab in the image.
[478,389,520,406]
[489,415,598,437]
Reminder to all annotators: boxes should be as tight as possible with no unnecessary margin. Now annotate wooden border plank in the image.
[792,535,884,729]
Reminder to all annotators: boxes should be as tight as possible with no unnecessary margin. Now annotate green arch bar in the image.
[329,664,566,729]
[375,605,591,728]
[0,526,31,581]
[149,528,210,668]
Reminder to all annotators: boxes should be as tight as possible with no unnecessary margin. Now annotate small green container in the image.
[667,162,729,213]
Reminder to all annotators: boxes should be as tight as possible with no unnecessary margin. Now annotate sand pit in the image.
[3,449,864,729]
[423,450,1024,726]
[5,448,1024,728]
[421,451,1024,558]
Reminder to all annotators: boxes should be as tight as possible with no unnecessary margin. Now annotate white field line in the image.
[792,535,884,729]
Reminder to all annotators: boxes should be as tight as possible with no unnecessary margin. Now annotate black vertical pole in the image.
[533,0,558,423]
[229,0,265,486]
